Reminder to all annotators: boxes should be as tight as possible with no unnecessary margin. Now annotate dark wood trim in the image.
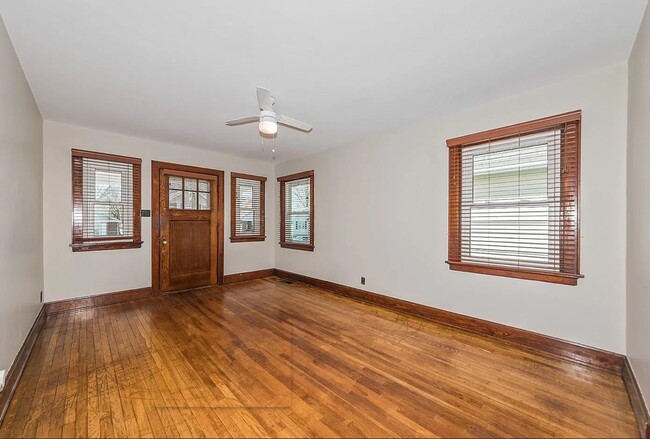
[623,357,650,438]
[277,170,315,250]
[447,261,583,286]
[279,180,286,245]
[151,161,225,294]
[448,147,461,263]
[70,240,143,252]
[231,172,268,182]
[280,243,314,251]
[45,287,153,315]
[230,236,266,243]
[71,148,142,252]
[230,172,267,243]
[70,148,142,165]
[446,110,582,148]
[223,269,276,284]
[310,170,315,249]
[276,170,314,182]
[0,305,46,427]
[274,269,624,374]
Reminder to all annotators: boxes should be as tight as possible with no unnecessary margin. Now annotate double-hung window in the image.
[446,111,583,285]
[230,173,266,242]
[278,170,314,251]
[71,149,142,252]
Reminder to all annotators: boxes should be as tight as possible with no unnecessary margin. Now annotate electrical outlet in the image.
[361,277,366,285]
[0,369,6,392]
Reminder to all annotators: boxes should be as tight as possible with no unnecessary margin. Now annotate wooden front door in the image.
[152,162,224,294]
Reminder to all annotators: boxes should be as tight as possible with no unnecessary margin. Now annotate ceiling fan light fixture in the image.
[225,88,312,134]
[259,111,278,134]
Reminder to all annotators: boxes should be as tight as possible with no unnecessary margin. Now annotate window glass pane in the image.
[469,204,549,265]
[198,180,210,192]
[77,156,136,242]
[184,178,197,191]
[93,204,124,237]
[169,176,182,190]
[235,178,263,237]
[198,192,210,210]
[169,190,183,209]
[473,144,548,204]
[284,177,311,244]
[287,180,310,213]
[460,130,559,271]
[287,213,310,243]
[95,170,122,202]
[240,185,253,209]
[184,191,197,209]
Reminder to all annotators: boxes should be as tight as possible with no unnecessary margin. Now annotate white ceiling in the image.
[0,0,647,162]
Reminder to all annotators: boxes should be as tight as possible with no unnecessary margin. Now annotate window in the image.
[446,111,583,285]
[230,173,266,242]
[71,149,142,252]
[278,170,314,251]
[168,176,212,210]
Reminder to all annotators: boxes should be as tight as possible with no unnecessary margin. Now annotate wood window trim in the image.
[71,148,143,252]
[230,172,267,243]
[278,170,314,252]
[446,110,583,286]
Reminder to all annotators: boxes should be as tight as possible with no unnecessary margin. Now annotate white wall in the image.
[276,63,628,353]
[43,121,275,302]
[0,16,43,373]
[627,2,650,409]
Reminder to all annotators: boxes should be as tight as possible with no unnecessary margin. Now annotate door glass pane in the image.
[185,191,197,209]
[169,190,183,209]
[198,192,210,210]
[168,176,183,190]
[198,180,210,192]
[184,178,198,191]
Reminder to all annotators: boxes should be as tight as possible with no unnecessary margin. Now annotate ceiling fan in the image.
[226,87,313,135]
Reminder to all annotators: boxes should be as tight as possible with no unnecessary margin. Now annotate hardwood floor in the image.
[0,277,637,438]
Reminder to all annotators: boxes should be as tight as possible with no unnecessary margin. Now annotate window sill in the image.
[230,236,266,243]
[71,241,144,252]
[280,242,314,252]
[446,261,583,286]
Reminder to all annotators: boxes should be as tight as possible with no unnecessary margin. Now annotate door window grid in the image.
[169,176,211,210]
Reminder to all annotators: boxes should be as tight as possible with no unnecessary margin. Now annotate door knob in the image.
[161,238,168,245]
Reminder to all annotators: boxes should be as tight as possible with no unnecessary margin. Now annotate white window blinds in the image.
[461,131,560,270]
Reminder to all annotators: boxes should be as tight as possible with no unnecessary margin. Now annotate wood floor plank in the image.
[0,277,638,438]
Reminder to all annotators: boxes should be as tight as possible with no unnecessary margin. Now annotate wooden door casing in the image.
[152,161,224,294]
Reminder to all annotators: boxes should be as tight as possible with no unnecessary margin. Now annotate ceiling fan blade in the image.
[225,115,259,126]
[256,87,274,111]
[277,114,313,132]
